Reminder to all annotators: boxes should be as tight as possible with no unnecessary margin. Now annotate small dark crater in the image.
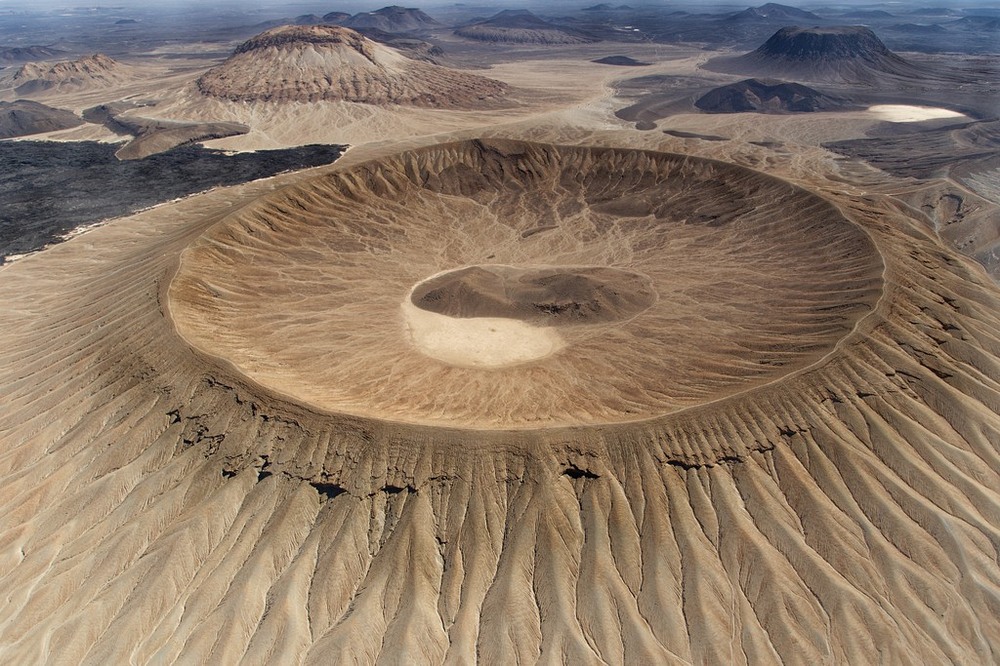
[221,469,237,478]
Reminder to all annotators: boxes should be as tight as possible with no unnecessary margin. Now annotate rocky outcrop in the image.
[12,53,131,94]
[695,78,846,113]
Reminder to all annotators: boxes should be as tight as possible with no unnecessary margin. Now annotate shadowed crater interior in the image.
[411,265,656,324]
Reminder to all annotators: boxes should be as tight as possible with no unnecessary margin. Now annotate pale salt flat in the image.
[868,104,965,122]
[401,298,565,368]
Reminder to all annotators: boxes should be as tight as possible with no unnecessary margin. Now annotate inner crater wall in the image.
[169,139,884,431]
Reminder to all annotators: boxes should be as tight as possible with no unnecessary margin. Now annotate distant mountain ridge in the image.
[342,6,441,32]
[727,3,820,22]
[12,54,131,94]
[455,9,598,44]
[0,45,66,63]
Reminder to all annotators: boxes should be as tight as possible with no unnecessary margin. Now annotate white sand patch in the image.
[401,299,564,368]
[868,105,965,122]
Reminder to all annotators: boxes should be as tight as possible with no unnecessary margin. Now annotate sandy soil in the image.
[2,37,1000,665]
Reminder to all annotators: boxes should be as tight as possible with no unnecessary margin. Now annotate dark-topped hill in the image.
[455,10,598,44]
[0,46,65,63]
[949,16,1000,31]
[292,14,324,25]
[343,6,441,32]
[726,3,820,22]
[705,26,930,83]
[695,79,846,113]
[582,3,632,10]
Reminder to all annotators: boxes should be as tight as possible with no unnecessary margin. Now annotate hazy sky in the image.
[2,0,997,9]
[2,0,999,21]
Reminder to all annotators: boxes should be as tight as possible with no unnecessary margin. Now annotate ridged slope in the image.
[0,139,999,663]
[196,25,507,108]
[12,53,131,94]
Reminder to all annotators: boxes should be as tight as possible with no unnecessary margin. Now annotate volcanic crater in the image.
[168,139,883,429]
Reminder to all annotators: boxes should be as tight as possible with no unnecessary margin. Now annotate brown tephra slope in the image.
[1,139,999,663]
[0,100,81,138]
[12,53,131,94]
[197,25,508,108]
